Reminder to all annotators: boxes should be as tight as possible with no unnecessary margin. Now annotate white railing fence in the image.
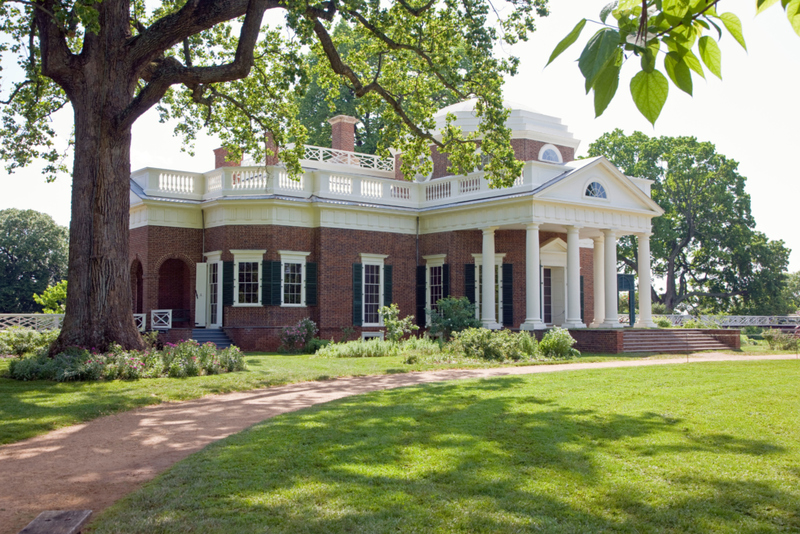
[150,309,172,330]
[618,314,800,327]
[0,314,64,331]
[133,314,146,332]
[303,145,394,172]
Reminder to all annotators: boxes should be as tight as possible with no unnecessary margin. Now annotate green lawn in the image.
[90,361,800,534]
[0,351,651,446]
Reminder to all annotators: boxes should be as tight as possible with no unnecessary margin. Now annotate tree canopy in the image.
[0,209,68,313]
[588,130,792,314]
[551,0,800,123]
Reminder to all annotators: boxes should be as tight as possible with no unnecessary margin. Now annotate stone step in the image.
[190,329,235,349]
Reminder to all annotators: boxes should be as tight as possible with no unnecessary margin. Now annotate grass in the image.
[90,360,800,533]
[0,351,649,446]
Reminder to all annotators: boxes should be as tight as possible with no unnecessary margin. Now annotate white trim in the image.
[360,254,386,326]
[279,251,311,307]
[360,253,389,263]
[204,250,223,263]
[582,177,610,201]
[423,254,447,326]
[361,331,385,341]
[538,144,563,164]
[232,250,266,307]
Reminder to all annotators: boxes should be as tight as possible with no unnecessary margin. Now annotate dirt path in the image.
[1,353,797,533]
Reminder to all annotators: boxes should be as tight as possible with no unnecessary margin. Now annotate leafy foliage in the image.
[32,280,68,314]
[550,1,800,123]
[588,130,792,314]
[762,329,799,351]
[538,327,580,359]
[447,327,541,362]
[379,304,419,342]
[0,209,68,313]
[428,297,482,340]
[0,327,59,357]
[316,336,442,359]
[279,318,319,353]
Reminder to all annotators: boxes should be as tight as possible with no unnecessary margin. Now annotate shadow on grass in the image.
[93,376,798,534]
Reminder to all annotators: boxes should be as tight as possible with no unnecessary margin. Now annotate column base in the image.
[562,320,587,329]
[634,319,658,328]
[589,321,605,328]
[520,320,547,331]
[481,320,503,330]
[598,320,624,329]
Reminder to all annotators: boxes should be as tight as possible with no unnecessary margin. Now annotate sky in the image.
[1,0,799,270]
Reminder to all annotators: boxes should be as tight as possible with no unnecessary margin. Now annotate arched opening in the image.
[130,260,144,314]
[158,258,191,327]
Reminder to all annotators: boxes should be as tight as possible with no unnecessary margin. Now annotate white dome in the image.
[432,98,579,149]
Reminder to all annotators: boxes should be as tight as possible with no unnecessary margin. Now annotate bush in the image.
[379,303,419,342]
[655,317,673,328]
[0,327,59,357]
[316,338,396,358]
[447,328,539,362]
[428,297,481,340]
[538,327,580,359]
[279,318,318,353]
[762,329,799,351]
[304,337,330,353]
[5,340,246,382]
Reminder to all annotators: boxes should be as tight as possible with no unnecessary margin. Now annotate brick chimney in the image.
[328,115,359,152]
[213,147,240,169]
[263,132,279,166]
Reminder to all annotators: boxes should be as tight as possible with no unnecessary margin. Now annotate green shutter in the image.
[416,265,426,327]
[353,264,363,326]
[306,262,318,306]
[383,265,393,306]
[580,275,585,323]
[222,261,234,306]
[502,263,513,327]
[443,264,450,297]
[464,264,475,304]
[270,261,282,306]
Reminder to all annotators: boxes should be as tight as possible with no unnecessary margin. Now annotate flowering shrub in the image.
[279,318,319,353]
[538,327,580,359]
[0,327,59,357]
[5,340,246,382]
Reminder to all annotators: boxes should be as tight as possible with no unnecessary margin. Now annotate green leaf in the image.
[546,19,587,67]
[682,49,706,79]
[756,0,779,14]
[593,55,622,117]
[787,0,800,37]
[720,13,747,50]
[698,36,722,79]
[630,69,669,125]
[664,52,693,95]
[578,28,621,93]
[641,48,657,72]
[600,2,618,23]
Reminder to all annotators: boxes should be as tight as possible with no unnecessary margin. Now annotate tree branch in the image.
[33,0,78,84]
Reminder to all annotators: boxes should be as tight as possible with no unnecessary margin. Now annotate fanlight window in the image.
[541,148,560,162]
[585,182,607,199]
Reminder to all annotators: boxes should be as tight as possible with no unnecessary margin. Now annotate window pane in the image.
[429,265,443,310]
[364,264,381,324]
[283,262,303,305]
[238,262,259,304]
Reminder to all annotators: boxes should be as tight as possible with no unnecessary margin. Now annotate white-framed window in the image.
[585,181,608,199]
[424,254,446,325]
[361,253,387,326]
[279,250,310,307]
[231,249,266,306]
[362,331,385,341]
[472,253,506,324]
[538,144,563,164]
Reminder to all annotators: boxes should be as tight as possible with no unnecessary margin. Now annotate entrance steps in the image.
[191,329,235,349]
[622,329,732,353]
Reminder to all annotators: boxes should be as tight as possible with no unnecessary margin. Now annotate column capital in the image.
[526,222,542,231]
[636,232,654,238]
[482,226,499,235]
[591,234,605,243]
[601,228,617,238]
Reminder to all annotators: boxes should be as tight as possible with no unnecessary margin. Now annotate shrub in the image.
[681,316,722,329]
[0,327,59,357]
[304,337,330,353]
[379,303,419,342]
[280,318,319,353]
[428,297,482,340]
[762,329,799,351]
[447,328,539,362]
[5,340,246,382]
[538,327,580,359]
[316,338,396,358]
[655,317,673,328]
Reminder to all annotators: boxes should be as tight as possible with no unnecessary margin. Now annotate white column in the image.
[481,226,501,329]
[635,232,657,328]
[600,229,623,328]
[521,223,545,330]
[590,234,605,327]
[563,225,586,328]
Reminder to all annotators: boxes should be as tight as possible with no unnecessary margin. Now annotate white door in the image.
[195,263,208,327]
[207,262,222,328]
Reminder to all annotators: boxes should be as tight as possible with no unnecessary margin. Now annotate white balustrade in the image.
[231,169,270,190]
[513,174,524,187]
[425,181,452,201]
[158,172,196,194]
[0,314,63,331]
[278,171,304,191]
[328,175,352,194]
[151,309,172,330]
[360,179,382,199]
[133,313,146,332]
[206,171,223,193]
[459,176,481,194]
[390,184,411,200]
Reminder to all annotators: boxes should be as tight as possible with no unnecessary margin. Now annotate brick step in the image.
[621,329,734,352]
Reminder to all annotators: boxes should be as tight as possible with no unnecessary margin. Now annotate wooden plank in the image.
[18,510,92,534]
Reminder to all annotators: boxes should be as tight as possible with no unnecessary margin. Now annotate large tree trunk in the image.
[50,81,144,354]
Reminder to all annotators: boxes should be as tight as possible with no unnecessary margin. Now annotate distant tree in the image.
[33,280,68,314]
[0,209,68,313]
[588,130,791,313]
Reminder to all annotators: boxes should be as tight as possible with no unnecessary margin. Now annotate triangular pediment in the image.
[533,157,664,216]
[540,237,567,253]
